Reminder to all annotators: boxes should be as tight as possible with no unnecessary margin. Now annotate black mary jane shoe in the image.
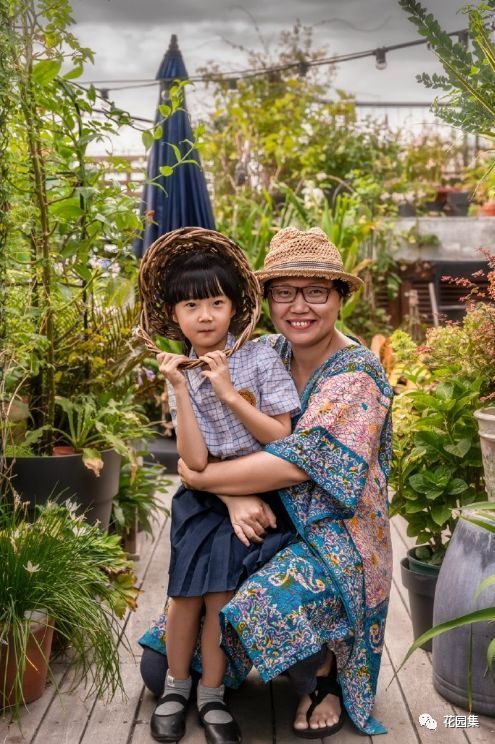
[150,692,189,742]
[293,663,346,740]
[198,700,242,744]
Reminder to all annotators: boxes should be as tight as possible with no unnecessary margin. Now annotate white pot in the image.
[474,406,495,501]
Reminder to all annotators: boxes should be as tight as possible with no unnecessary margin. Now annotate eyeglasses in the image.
[268,285,333,304]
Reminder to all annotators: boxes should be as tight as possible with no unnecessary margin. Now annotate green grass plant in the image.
[0,498,138,718]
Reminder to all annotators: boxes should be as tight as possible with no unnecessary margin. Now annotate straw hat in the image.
[137,227,261,365]
[256,227,364,292]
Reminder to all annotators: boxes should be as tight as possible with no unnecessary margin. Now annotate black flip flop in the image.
[293,663,346,740]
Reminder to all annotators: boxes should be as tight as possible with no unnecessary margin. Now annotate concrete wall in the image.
[393,217,495,262]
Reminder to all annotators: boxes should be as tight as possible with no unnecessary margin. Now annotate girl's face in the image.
[173,294,235,355]
[267,277,342,349]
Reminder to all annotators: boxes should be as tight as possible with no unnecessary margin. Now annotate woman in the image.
[140,226,393,740]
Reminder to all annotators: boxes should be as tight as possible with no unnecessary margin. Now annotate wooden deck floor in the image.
[2,476,494,743]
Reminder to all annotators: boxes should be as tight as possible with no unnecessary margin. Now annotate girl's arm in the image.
[158,353,208,472]
[200,350,291,443]
[178,450,308,494]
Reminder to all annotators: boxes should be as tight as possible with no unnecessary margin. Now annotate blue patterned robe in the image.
[220,338,393,734]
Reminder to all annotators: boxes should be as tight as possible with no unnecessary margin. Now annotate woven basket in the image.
[137,227,261,369]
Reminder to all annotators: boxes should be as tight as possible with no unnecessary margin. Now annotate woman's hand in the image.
[157,352,189,388]
[199,350,235,403]
[219,495,278,547]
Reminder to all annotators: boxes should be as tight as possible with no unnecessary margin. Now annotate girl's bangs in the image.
[172,267,225,303]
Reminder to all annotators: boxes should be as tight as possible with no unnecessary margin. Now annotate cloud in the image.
[71,0,375,27]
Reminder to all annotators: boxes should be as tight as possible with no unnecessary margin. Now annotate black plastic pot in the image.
[432,516,495,715]
[400,548,440,652]
[4,450,121,529]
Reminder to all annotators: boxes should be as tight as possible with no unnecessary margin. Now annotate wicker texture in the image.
[137,227,261,368]
[256,226,364,291]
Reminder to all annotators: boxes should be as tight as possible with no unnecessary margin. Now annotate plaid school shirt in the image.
[166,334,301,458]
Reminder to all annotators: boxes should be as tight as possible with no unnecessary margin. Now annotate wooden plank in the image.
[371,653,420,744]
[384,581,467,744]
[81,483,176,744]
[391,515,495,743]
[0,665,65,744]
[228,670,273,744]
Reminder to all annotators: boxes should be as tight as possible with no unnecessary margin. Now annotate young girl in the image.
[144,245,300,744]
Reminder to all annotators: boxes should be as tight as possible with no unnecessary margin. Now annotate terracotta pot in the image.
[52,445,76,457]
[0,612,54,708]
[479,199,495,217]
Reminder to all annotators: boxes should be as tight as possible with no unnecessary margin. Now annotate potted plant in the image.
[389,329,486,647]
[0,1,192,516]
[0,497,139,718]
[112,460,171,558]
[2,390,153,528]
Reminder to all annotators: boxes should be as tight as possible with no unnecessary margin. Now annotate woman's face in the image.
[267,277,342,348]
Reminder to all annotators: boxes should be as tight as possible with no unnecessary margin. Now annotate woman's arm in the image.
[158,353,208,471]
[178,450,308,494]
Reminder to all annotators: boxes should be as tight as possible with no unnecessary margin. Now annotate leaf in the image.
[158,103,171,118]
[159,165,174,177]
[446,478,469,495]
[63,63,84,80]
[486,638,495,673]
[32,59,62,86]
[401,607,495,667]
[82,448,104,476]
[408,473,426,491]
[444,439,472,458]
[431,504,452,527]
[142,130,153,150]
[153,125,163,140]
[474,574,495,600]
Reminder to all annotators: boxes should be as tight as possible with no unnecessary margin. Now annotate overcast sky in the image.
[69,0,469,152]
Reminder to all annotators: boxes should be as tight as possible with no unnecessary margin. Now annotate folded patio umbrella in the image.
[134,35,215,257]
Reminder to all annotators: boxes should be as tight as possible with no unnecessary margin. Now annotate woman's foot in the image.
[293,692,341,732]
[293,650,342,734]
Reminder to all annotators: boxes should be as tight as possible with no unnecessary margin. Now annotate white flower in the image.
[316,172,327,182]
[72,525,88,537]
[64,499,78,515]
[24,561,40,574]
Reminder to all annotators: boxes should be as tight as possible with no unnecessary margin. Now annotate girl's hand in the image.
[199,350,235,403]
[220,495,277,547]
[157,352,189,388]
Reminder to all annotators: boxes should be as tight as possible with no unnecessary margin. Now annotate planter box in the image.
[4,450,121,528]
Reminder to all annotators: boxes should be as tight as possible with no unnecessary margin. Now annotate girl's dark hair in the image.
[263,277,351,300]
[163,250,242,308]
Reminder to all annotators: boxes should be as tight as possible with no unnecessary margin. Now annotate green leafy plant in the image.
[399,0,495,141]
[0,498,139,718]
[1,0,192,463]
[112,461,171,538]
[51,393,154,474]
[390,375,485,563]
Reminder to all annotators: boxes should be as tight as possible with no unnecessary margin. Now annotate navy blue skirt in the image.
[168,486,296,597]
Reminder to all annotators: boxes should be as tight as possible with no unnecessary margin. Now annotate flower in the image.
[24,561,40,574]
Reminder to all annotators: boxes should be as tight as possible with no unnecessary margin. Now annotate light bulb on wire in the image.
[375,48,387,70]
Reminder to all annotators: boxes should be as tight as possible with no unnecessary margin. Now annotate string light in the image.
[80,27,469,93]
[375,48,387,71]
